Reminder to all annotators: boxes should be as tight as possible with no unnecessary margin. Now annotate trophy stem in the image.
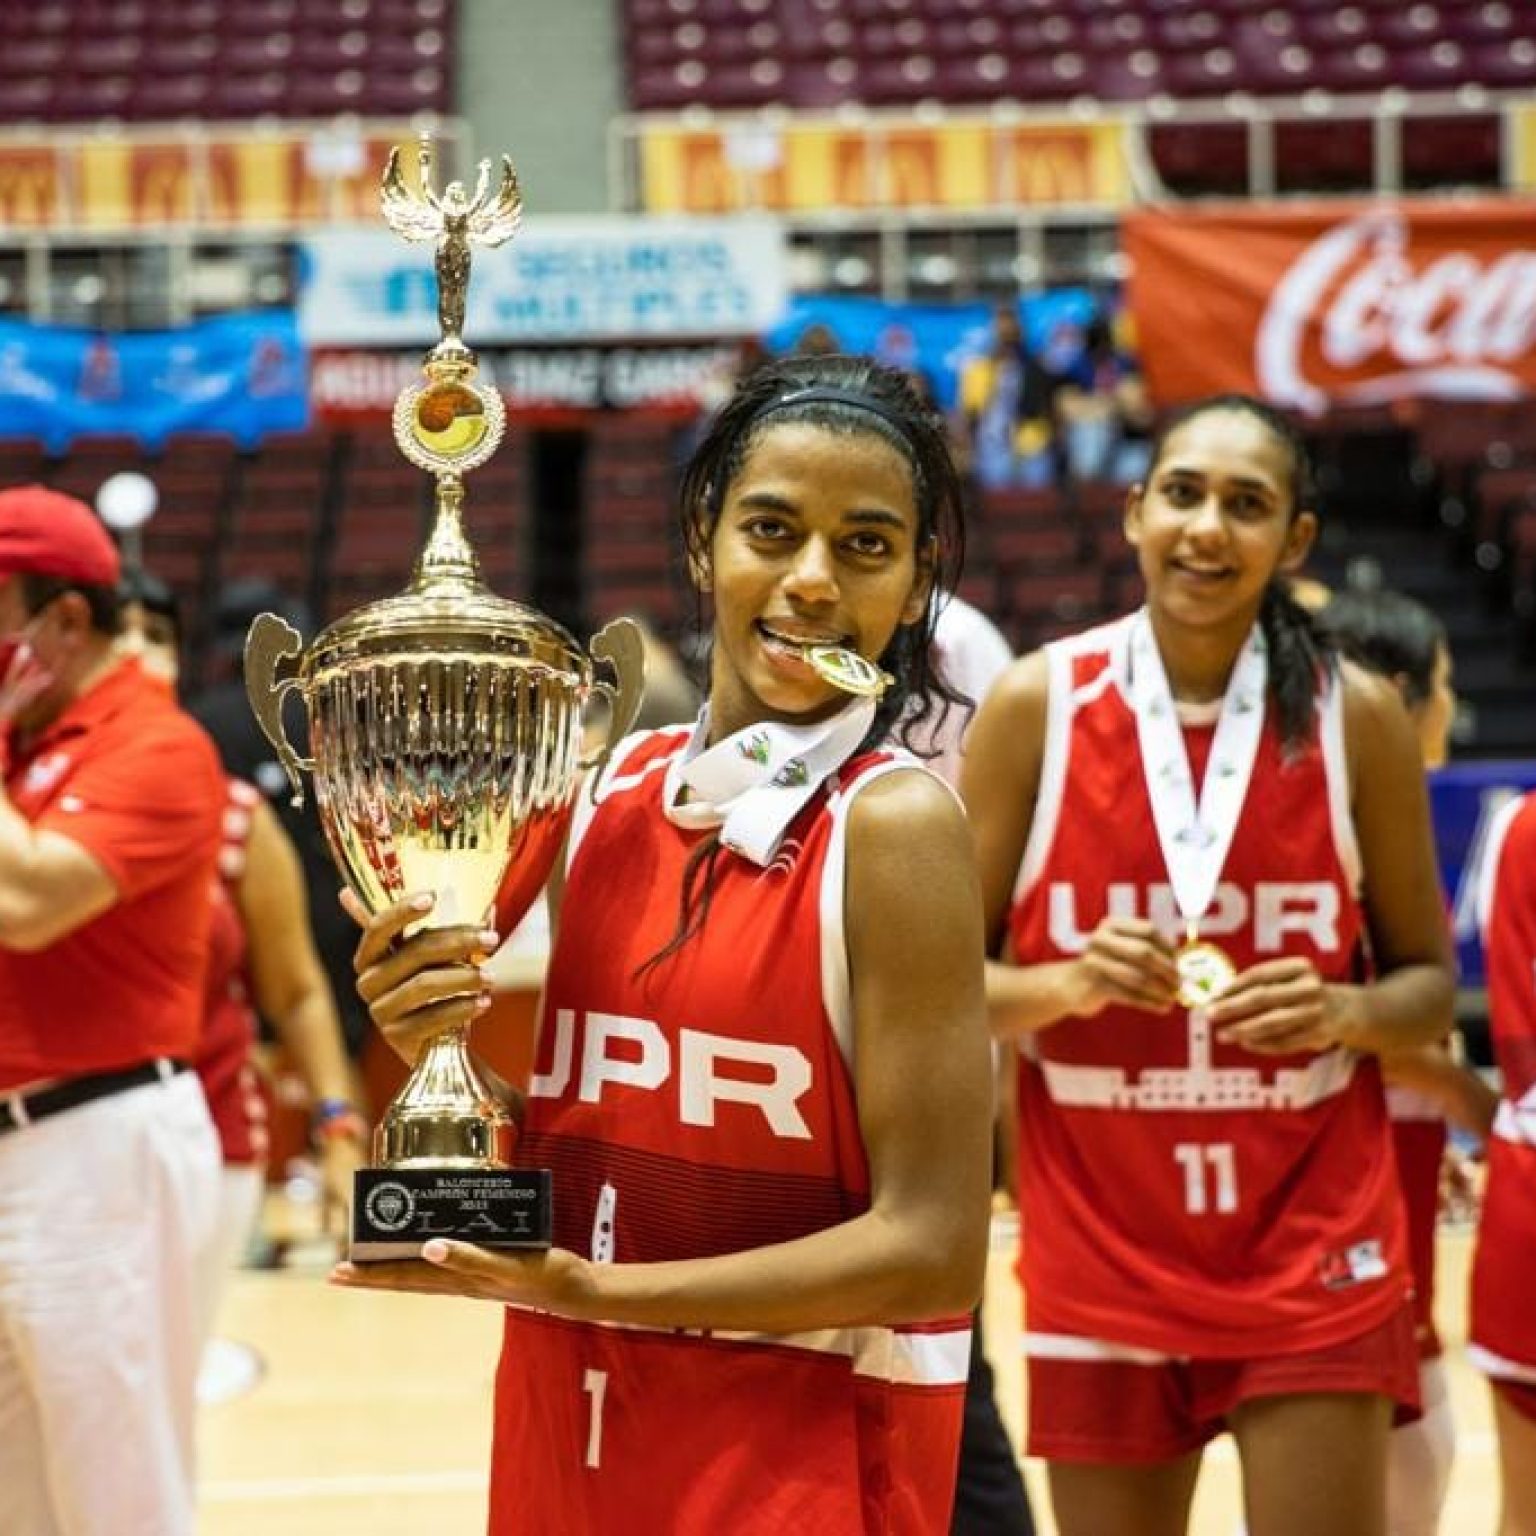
[374,1027,515,1169]
[411,474,483,591]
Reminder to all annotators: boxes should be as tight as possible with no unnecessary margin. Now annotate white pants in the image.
[194,1164,264,1350]
[0,1072,220,1536]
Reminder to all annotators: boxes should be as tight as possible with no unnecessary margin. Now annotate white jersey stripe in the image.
[1318,672,1362,896]
[1468,1342,1536,1386]
[1023,1330,1179,1365]
[1015,617,1130,905]
[818,755,929,1072]
[568,726,691,874]
[1491,1094,1536,1147]
[1476,792,1527,939]
[510,1307,972,1386]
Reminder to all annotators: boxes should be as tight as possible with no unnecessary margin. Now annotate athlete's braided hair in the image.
[1146,393,1335,750]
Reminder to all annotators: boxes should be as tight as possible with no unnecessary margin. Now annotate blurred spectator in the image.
[792,321,841,357]
[876,321,939,410]
[958,306,1058,490]
[1053,311,1153,485]
[0,487,223,1536]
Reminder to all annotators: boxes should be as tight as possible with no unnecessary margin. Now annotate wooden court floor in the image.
[197,1215,1499,1535]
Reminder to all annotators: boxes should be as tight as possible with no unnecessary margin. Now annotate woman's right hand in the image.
[1067,917,1180,1016]
[341,888,499,1064]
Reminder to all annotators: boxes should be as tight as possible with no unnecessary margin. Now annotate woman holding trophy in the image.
[961,396,1455,1536]
[335,355,995,1533]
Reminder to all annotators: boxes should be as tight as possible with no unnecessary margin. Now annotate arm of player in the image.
[1212,664,1455,1057]
[241,799,364,1219]
[961,652,1178,1037]
[0,784,117,951]
[243,801,356,1105]
[334,770,995,1331]
[1381,1045,1498,1140]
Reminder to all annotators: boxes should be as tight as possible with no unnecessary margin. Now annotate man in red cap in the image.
[0,485,225,1536]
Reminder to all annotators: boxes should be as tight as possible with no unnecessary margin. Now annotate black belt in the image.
[0,1059,190,1136]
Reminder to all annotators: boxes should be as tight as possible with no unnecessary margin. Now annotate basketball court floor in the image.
[196,1209,1499,1535]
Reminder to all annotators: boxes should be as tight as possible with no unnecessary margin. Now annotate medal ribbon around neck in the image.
[665,697,877,867]
[1128,610,1267,999]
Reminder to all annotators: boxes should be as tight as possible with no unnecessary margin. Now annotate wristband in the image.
[311,1097,367,1143]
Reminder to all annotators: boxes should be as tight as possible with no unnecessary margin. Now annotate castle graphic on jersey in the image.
[1036,1009,1358,1113]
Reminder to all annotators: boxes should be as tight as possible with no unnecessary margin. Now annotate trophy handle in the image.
[243,612,315,807]
[580,616,647,782]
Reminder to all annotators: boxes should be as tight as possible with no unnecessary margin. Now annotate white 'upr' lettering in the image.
[530,1009,814,1140]
[1047,881,1339,955]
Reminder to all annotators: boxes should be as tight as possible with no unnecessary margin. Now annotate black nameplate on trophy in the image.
[351,1167,553,1261]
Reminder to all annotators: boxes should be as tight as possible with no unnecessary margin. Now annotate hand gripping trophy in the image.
[245,137,644,1259]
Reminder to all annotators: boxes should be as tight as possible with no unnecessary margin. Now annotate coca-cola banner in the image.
[1124,202,1536,411]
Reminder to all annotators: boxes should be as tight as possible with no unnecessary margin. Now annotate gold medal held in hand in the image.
[1175,928,1236,1010]
[806,644,893,698]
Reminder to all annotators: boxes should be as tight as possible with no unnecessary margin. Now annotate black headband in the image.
[753,385,912,442]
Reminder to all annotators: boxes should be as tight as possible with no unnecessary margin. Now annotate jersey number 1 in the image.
[1173,1142,1238,1214]
[583,1368,608,1469]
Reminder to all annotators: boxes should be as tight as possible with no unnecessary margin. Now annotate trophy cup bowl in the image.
[246,581,641,1258]
[243,134,645,1259]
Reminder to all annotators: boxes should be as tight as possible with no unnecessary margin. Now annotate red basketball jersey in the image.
[1471,791,1536,1385]
[490,727,969,1536]
[195,777,268,1166]
[1006,617,1410,1358]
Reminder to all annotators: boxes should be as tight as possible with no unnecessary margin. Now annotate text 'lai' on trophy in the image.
[244,136,645,1260]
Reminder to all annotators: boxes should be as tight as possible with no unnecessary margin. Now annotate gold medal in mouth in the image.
[805,644,894,698]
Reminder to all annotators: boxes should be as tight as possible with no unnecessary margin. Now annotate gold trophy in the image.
[245,136,644,1260]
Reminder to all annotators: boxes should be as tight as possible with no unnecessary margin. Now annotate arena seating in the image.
[623,0,1536,113]
[581,417,689,634]
[0,0,455,123]
[620,0,1527,190]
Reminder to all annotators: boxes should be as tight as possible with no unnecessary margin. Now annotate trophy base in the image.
[351,1166,552,1261]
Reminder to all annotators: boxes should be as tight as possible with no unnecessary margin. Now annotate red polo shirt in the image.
[0,658,225,1090]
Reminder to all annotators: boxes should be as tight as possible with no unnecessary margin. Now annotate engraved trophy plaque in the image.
[245,136,644,1260]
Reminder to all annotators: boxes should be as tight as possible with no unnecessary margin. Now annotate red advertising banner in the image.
[1124,201,1536,411]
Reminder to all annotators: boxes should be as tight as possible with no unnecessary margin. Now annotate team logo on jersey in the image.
[364,1181,417,1233]
[1317,1238,1388,1291]
[737,730,771,766]
[772,757,809,789]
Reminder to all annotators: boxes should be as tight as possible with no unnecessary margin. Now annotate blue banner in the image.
[764,290,1103,412]
[1430,760,1536,990]
[0,312,308,453]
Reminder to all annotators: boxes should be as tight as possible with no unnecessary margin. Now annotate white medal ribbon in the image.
[1127,608,1267,937]
[663,697,877,867]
